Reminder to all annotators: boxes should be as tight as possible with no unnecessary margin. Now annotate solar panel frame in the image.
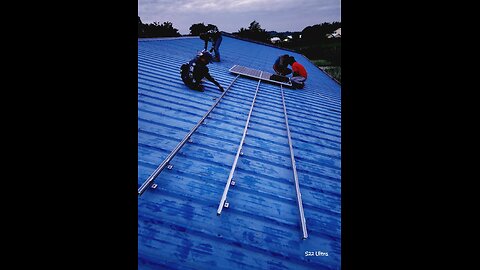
[229,65,292,86]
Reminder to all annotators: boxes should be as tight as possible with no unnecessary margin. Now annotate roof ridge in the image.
[138,36,198,41]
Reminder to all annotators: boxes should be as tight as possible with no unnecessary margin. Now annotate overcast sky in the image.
[138,0,341,35]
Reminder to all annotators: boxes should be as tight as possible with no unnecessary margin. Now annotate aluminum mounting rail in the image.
[138,75,241,196]
[217,78,262,215]
[280,84,308,239]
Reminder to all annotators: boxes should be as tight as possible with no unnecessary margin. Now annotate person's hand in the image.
[218,85,224,92]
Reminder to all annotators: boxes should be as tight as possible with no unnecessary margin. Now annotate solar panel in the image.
[229,65,292,86]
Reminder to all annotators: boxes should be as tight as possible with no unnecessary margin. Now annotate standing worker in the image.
[200,30,222,62]
[288,56,308,89]
[180,50,224,92]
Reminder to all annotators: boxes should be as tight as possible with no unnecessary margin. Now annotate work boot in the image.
[291,81,304,89]
[192,84,205,92]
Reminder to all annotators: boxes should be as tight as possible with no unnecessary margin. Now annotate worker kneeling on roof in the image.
[287,56,307,89]
[180,50,224,92]
[273,54,292,76]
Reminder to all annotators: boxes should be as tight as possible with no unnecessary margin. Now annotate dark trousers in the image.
[273,64,292,76]
[213,36,222,59]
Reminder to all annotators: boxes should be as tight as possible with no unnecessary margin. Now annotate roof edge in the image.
[221,32,341,86]
[301,55,341,85]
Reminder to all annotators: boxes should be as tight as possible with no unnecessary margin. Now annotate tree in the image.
[234,20,269,43]
[189,23,207,36]
[206,24,219,32]
[138,16,145,37]
[301,22,341,42]
[157,21,181,37]
[248,20,262,32]
[295,22,341,66]
[138,19,181,38]
[189,23,219,35]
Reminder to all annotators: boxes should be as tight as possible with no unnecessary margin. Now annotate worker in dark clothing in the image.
[180,50,224,92]
[287,56,308,89]
[273,54,292,76]
[200,30,222,62]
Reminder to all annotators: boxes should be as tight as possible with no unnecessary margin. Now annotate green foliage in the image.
[311,59,332,66]
[275,22,341,66]
[268,22,341,82]
[301,22,341,41]
[248,21,262,32]
[297,41,341,66]
[189,23,207,36]
[189,23,219,36]
[206,24,218,32]
[138,17,181,38]
[138,16,144,36]
[234,20,270,43]
[322,66,341,82]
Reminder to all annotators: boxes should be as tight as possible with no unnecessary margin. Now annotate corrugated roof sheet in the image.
[138,35,341,270]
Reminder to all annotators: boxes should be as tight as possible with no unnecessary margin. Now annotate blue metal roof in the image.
[138,35,341,270]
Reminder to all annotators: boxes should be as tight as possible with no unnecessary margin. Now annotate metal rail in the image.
[280,84,308,239]
[217,78,262,215]
[138,75,241,196]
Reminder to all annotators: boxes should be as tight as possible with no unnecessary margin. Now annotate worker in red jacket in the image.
[288,56,307,89]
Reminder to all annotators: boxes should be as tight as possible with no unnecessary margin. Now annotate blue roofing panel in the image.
[138,35,341,270]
